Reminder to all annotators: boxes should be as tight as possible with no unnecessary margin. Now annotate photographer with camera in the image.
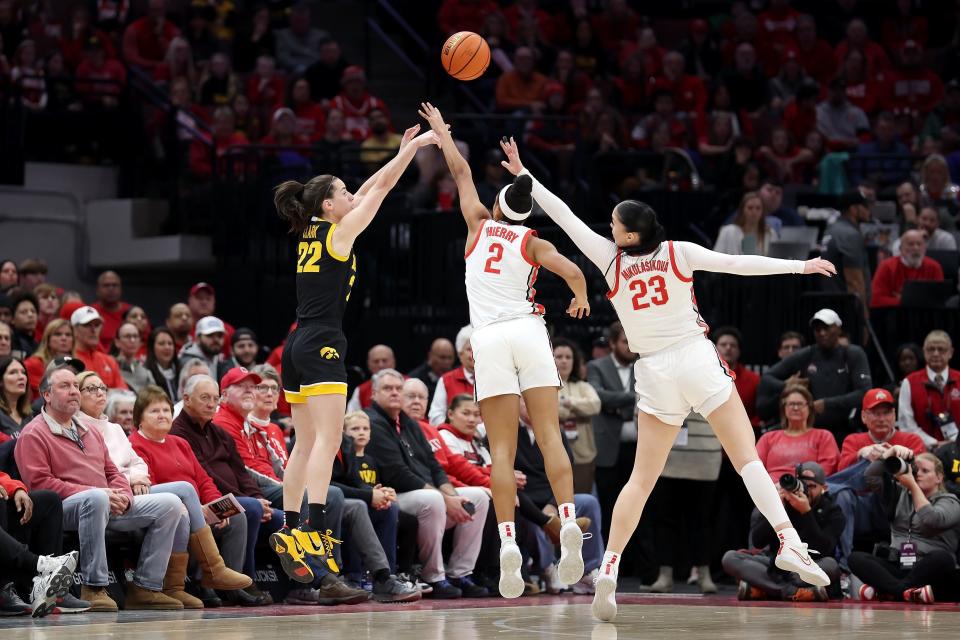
[722,461,843,602]
[899,331,959,450]
[849,451,960,603]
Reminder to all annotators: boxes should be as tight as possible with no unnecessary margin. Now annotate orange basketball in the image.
[441,31,491,81]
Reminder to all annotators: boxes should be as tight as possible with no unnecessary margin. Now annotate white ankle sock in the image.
[498,521,517,543]
[778,527,800,543]
[600,551,621,576]
[740,460,790,528]
[558,503,576,525]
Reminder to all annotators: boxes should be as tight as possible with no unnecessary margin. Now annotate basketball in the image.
[441,31,490,81]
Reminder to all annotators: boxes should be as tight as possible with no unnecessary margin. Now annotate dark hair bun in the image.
[505,174,532,215]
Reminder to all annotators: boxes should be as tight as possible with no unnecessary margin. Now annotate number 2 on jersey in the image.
[630,275,669,310]
[297,241,322,273]
[483,243,504,274]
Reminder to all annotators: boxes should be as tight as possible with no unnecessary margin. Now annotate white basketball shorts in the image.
[633,336,734,426]
[471,315,561,402]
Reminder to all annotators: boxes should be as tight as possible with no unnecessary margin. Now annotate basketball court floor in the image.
[1,593,956,639]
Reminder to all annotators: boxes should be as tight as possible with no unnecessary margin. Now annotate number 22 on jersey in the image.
[297,241,322,273]
[630,275,669,310]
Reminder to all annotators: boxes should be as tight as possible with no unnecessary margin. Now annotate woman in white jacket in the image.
[714,191,778,256]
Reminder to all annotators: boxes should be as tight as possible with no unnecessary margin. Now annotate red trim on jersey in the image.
[668,241,693,283]
[606,251,624,300]
[712,344,737,381]
[691,289,710,337]
[526,264,545,316]
[464,219,487,258]
[520,228,539,266]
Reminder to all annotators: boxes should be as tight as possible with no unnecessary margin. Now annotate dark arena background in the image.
[0,0,959,638]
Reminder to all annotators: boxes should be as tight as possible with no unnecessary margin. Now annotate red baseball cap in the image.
[220,367,262,391]
[862,388,894,411]
[190,282,215,297]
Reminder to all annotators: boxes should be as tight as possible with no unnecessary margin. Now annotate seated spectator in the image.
[553,338,600,493]
[304,38,349,105]
[834,19,890,76]
[10,40,46,111]
[59,6,115,70]
[549,49,592,111]
[172,361,211,417]
[89,271,130,352]
[407,338,455,404]
[657,51,707,120]
[756,127,813,185]
[329,65,389,141]
[8,292,38,361]
[70,306,127,390]
[712,327,761,429]
[720,43,767,118]
[123,307,151,359]
[697,111,736,175]
[918,154,959,226]
[17,260,45,292]
[230,328,258,370]
[677,18,721,79]
[275,3,327,75]
[783,82,820,148]
[899,331,959,449]
[896,181,921,229]
[0,356,31,440]
[768,48,809,112]
[871,230,944,308]
[514,401,604,594]
[495,47,547,113]
[776,331,805,362]
[23,319,72,397]
[822,192,872,306]
[840,50,882,116]
[197,52,238,107]
[187,283,235,353]
[360,108,402,170]
[365,369,490,598]
[884,40,943,117]
[850,453,959,603]
[429,326,475,425]
[104,388,135,434]
[232,5,274,74]
[839,389,927,471]
[0,470,82,617]
[288,78,325,141]
[245,55,284,111]
[113,322,151,392]
[0,261,17,293]
[179,316,235,382]
[898,206,958,252]
[129,385,253,607]
[715,192,778,256]
[145,327,179,400]
[631,89,690,150]
[261,107,311,165]
[757,386,840,482]
[817,78,870,151]
[188,107,250,179]
[15,364,183,611]
[121,0,179,72]
[758,178,804,228]
[31,285,58,341]
[854,112,911,187]
[152,36,196,87]
[347,345,397,412]
[231,93,262,142]
[168,374,276,605]
[759,309,871,438]
[723,461,842,602]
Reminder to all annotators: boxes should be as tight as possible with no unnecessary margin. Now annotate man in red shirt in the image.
[91,270,131,352]
[713,327,761,428]
[121,0,178,71]
[347,344,398,412]
[883,40,944,116]
[329,66,390,141]
[870,230,944,307]
[656,51,707,120]
[188,107,250,179]
[70,306,128,390]
[838,388,926,470]
[166,302,193,352]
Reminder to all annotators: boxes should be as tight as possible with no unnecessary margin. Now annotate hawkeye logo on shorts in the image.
[320,347,340,360]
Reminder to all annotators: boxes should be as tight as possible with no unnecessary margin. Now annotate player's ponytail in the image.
[615,200,666,256]
[274,174,337,234]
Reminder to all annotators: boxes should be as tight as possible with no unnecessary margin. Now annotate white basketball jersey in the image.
[606,241,709,356]
[465,219,545,329]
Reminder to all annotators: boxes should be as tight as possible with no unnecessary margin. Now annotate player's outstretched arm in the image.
[332,125,439,256]
[418,102,489,236]
[526,236,590,319]
[500,137,617,277]
[679,241,837,277]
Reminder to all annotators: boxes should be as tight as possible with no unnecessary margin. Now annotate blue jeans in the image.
[531,494,604,573]
[236,496,283,579]
[826,460,887,572]
[62,489,181,591]
[150,481,205,553]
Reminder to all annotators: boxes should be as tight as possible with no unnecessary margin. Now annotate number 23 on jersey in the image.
[630,275,669,310]
[297,241,322,273]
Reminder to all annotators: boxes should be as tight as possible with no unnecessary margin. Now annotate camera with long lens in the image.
[779,473,804,494]
[883,456,918,476]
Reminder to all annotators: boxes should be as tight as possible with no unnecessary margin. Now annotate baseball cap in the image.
[49,355,86,374]
[862,387,895,411]
[797,462,826,485]
[809,308,842,327]
[220,367,262,391]
[70,306,102,326]
[196,316,226,336]
[190,282,215,297]
[232,327,258,344]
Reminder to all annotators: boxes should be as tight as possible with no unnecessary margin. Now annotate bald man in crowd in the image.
[347,345,400,411]
[407,338,456,404]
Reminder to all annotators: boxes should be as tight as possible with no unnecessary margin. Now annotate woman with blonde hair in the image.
[714,191,778,256]
[23,318,73,397]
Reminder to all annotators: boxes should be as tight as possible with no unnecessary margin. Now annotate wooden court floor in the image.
[1,594,957,640]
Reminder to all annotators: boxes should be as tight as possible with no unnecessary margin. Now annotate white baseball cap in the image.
[809,308,842,327]
[70,305,102,326]
[196,316,226,336]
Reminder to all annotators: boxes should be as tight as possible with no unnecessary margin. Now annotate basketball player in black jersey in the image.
[269,124,440,583]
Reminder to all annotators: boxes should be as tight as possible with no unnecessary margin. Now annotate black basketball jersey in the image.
[294,217,357,324]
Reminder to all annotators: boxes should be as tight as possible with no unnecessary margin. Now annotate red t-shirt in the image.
[870,256,943,308]
[124,17,179,68]
[92,301,132,352]
[733,364,760,427]
[75,347,128,390]
[837,430,927,471]
[290,103,326,141]
[129,430,221,503]
[882,69,944,115]
[756,428,840,482]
